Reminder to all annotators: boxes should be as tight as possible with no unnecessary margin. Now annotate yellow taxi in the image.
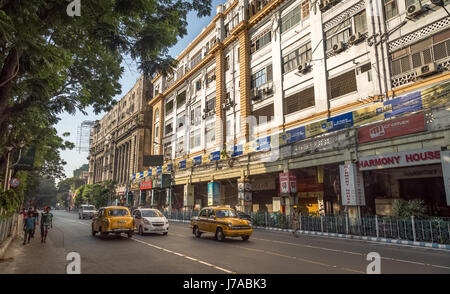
[190,206,253,241]
[91,206,135,238]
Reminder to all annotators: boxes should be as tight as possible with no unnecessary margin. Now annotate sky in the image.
[56,0,223,179]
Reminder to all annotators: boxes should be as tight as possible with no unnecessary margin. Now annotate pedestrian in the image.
[31,207,39,238]
[40,206,53,243]
[23,212,35,245]
[292,205,300,237]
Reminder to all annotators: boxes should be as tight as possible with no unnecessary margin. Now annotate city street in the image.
[0,210,449,274]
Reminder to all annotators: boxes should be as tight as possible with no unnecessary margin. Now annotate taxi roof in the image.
[103,206,130,210]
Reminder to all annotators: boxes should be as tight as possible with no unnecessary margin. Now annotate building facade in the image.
[133,0,450,217]
[88,76,153,205]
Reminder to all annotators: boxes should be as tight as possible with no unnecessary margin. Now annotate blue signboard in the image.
[256,136,271,151]
[132,174,136,180]
[178,160,186,169]
[286,126,306,144]
[210,151,220,161]
[231,145,244,157]
[322,112,354,132]
[156,166,162,175]
[147,169,152,176]
[193,156,202,166]
[384,91,422,119]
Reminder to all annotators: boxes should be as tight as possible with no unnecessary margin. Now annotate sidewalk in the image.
[0,227,67,274]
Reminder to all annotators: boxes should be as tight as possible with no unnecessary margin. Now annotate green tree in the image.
[0,0,212,160]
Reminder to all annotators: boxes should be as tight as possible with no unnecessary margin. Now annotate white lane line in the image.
[252,237,450,270]
[131,237,235,274]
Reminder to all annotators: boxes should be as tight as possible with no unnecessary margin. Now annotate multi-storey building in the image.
[134,0,450,217]
[88,76,153,205]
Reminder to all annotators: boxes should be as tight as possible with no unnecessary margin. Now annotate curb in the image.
[253,226,450,250]
[0,236,14,259]
[166,220,450,250]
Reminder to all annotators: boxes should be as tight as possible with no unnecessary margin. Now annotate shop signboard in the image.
[441,151,450,206]
[116,186,126,196]
[279,172,297,194]
[207,182,220,206]
[251,177,275,191]
[140,181,152,190]
[358,112,425,143]
[358,147,441,171]
[184,184,194,206]
[383,91,422,119]
[339,164,365,206]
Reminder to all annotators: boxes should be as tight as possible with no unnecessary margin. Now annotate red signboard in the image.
[140,181,153,190]
[279,172,297,194]
[358,113,425,143]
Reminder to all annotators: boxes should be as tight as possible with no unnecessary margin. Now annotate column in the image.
[215,47,226,148]
[271,10,284,127]
[158,99,164,155]
[237,22,251,142]
[310,8,329,114]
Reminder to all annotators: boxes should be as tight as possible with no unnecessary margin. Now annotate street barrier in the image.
[162,209,450,245]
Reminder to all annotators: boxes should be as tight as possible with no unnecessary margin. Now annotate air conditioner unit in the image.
[263,87,273,95]
[298,62,311,74]
[407,2,425,18]
[252,88,261,100]
[332,42,345,53]
[348,32,365,45]
[416,63,437,78]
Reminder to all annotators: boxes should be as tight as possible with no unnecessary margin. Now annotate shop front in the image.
[139,180,152,207]
[150,174,172,210]
[357,147,449,217]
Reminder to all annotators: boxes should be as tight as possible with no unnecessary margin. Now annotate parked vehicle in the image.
[133,208,169,235]
[79,204,97,219]
[91,206,135,238]
[190,206,252,241]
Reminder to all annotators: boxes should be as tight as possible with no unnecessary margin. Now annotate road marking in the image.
[131,237,236,274]
[230,244,364,274]
[251,236,450,271]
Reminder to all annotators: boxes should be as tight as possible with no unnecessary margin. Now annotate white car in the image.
[133,208,169,235]
[79,205,97,219]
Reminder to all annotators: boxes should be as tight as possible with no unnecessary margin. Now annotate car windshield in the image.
[141,210,163,217]
[108,209,129,217]
[215,209,237,218]
[83,206,95,210]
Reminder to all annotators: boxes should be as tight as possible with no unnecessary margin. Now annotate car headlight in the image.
[227,222,232,228]
[248,222,252,227]
[143,218,150,224]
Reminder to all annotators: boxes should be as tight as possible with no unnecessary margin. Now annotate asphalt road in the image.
[1,210,449,274]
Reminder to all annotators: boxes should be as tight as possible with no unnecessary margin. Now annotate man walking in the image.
[23,212,35,245]
[292,205,300,237]
[40,206,53,243]
[31,207,39,238]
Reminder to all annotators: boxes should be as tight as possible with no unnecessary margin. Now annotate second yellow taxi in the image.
[190,206,253,241]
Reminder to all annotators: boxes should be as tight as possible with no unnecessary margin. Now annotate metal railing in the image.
[0,214,16,245]
[162,209,450,245]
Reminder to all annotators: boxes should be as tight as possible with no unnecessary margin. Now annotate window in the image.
[354,10,367,34]
[165,100,174,115]
[176,91,186,106]
[283,87,315,115]
[205,122,215,144]
[206,70,216,86]
[328,70,357,99]
[155,125,159,139]
[191,106,202,126]
[250,29,272,54]
[177,115,185,130]
[165,121,173,135]
[251,64,273,89]
[206,94,216,113]
[190,129,201,149]
[176,66,184,79]
[281,5,301,34]
[325,19,351,51]
[163,143,172,161]
[384,0,398,20]
[282,42,312,73]
[154,109,160,122]
[390,34,449,77]
[252,103,274,125]
[225,55,230,71]
[225,24,230,38]
[191,51,202,68]
[176,136,185,156]
[195,80,202,91]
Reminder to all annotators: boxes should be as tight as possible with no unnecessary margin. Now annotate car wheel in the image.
[242,235,250,241]
[91,225,97,236]
[78,214,81,219]
[127,232,133,238]
[193,226,202,238]
[139,226,144,236]
[215,228,225,242]
[99,227,107,239]
[163,232,168,236]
